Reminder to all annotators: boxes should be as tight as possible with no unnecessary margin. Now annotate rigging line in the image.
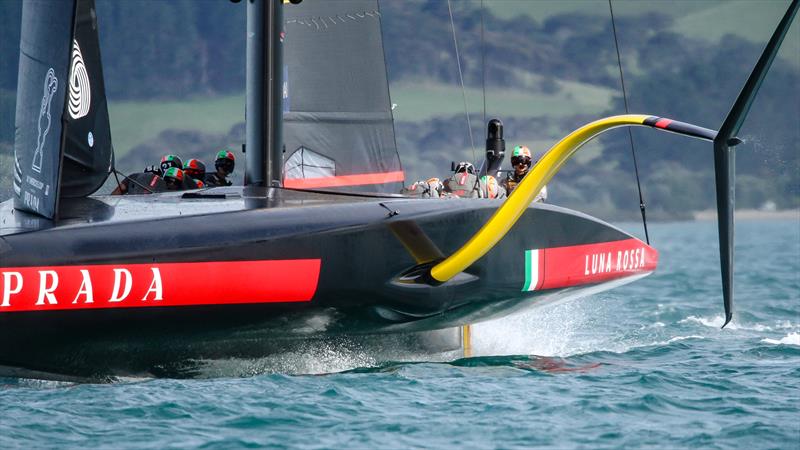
[112,169,155,194]
[447,0,477,164]
[112,167,122,193]
[609,0,650,245]
[475,0,487,177]
[481,0,486,128]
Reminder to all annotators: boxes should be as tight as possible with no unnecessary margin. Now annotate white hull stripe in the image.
[522,249,540,291]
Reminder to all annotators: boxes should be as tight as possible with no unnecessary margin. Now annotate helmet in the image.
[511,145,531,158]
[481,175,500,199]
[215,149,236,175]
[160,154,183,174]
[163,167,185,190]
[183,159,206,180]
[454,161,475,175]
[511,145,532,168]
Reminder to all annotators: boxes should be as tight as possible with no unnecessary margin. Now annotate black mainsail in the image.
[61,0,114,199]
[13,0,112,219]
[282,0,403,192]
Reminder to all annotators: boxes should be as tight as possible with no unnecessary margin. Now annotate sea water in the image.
[1,220,798,449]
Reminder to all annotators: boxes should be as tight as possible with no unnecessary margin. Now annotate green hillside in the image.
[109,95,244,159]
[488,0,716,21]
[390,78,614,122]
[107,76,615,159]
[671,0,799,66]
[489,0,798,66]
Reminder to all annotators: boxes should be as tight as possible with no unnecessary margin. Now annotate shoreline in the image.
[692,209,800,221]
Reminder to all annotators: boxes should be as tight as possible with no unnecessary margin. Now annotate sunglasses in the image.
[511,157,531,166]
[216,160,235,174]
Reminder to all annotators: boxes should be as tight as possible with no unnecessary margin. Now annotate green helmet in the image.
[163,167,184,182]
[215,149,236,175]
[511,145,531,159]
[511,145,532,168]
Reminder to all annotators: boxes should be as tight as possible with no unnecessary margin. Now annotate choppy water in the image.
[2,220,798,449]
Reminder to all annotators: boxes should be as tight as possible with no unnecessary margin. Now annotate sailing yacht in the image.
[0,0,795,381]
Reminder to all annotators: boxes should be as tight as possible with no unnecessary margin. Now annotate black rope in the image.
[446,0,477,164]
[609,0,649,244]
[112,169,155,194]
[112,166,122,192]
[481,0,486,128]
[474,0,488,176]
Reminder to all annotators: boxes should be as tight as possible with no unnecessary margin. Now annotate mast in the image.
[246,0,283,187]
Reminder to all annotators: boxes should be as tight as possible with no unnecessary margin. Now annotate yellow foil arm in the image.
[430,114,651,282]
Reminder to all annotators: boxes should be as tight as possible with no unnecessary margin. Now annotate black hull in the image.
[0,187,656,379]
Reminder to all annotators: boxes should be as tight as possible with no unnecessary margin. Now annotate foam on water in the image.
[679,315,798,332]
[469,293,712,358]
[189,336,462,378]
[761,332,800,346]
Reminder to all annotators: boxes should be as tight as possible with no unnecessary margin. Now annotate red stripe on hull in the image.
[284,171,405,189]
[540,238,657,290]
[0,259,321,313]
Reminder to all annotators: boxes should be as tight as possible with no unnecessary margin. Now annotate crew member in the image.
[143,154,183,177]
[183,158,206,188]
[205,149,235,186]
[163,167,186,191]
[480,175,506,199]
[111,172,164,195]
[443,161,480,198]
[403,177,442,198]
[502,146,547,202]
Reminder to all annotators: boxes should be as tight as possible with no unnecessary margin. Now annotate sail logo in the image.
[32,68,58,174]
[68,39,91,120]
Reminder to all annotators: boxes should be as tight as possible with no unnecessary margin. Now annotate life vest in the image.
[443,172,479,198]
[501,171,547,202]
[204,173,231,187]
[125,172,165,194]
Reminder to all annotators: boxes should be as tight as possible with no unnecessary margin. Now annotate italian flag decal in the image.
[523,239,658,292]
[523,249,543,291]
